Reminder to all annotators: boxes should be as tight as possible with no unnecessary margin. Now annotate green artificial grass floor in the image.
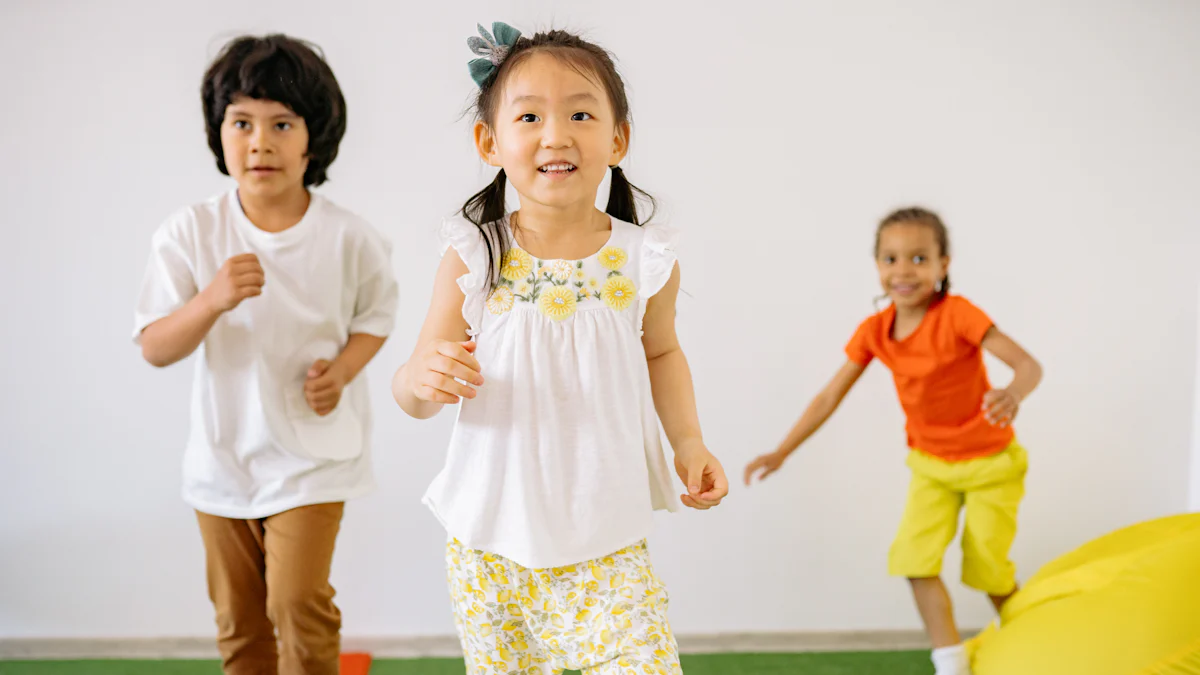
[0,652,932,674]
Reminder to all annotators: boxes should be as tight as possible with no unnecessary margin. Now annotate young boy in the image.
[133,34,398,675]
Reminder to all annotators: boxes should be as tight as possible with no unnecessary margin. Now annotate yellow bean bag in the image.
[967,512,1200,675]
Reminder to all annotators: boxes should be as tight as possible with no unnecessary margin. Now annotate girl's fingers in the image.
[437,341,483,376]
[425,374,477,400]
[434,356,485,386]
[418,385,461,405]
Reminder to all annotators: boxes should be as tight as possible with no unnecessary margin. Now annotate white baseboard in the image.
[0,630,951,660]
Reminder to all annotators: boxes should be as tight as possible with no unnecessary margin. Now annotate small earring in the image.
[935,279,944,292]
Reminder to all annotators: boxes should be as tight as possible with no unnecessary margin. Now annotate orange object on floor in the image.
[340,652,373,675]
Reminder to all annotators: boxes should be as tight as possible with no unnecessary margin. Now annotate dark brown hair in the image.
[462,29,656,287]
[201,34,346,187]
[876,207,951,301]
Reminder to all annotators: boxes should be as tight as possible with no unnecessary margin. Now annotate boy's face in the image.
[221,96,310,199]
[476,52,629,213]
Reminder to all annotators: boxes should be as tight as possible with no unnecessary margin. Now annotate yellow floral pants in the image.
[446,538,682,674]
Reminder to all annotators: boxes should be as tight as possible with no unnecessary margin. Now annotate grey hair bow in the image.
[467,22,521,88]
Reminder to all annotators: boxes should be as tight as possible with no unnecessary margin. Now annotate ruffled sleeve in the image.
[438,216,494,338]
[637,222,680,334]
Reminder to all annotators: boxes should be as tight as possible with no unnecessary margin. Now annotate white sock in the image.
[931,644,971,675]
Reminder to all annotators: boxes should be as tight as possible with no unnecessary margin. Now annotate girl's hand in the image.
[744,450,787,486]
[673,441,728,510]
[983,388,1019,427]
[409,339,484,404]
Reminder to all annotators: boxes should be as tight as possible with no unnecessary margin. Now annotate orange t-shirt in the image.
[844,295,1013,462]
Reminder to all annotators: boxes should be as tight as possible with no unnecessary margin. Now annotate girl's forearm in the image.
[776,395,838,457]
[647,347,704,451]
[1006,358,1043,402]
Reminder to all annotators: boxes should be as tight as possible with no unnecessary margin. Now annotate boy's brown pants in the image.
[195,502,344,675]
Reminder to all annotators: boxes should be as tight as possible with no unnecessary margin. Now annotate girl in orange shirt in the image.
[745,207,1043,675]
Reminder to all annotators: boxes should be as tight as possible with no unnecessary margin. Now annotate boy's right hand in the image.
[203,253,265,312]
[409,340,484,404]
[744,450,787,486]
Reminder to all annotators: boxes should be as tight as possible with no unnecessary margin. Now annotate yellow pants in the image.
[889,440,1028,595]
[446,538,681,674]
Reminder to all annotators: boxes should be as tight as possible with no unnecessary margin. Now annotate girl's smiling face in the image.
[475,51,629,214]
[875,222,950,310]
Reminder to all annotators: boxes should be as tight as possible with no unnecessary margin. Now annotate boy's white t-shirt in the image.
[133,188,398,519]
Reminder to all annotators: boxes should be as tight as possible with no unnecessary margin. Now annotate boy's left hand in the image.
[306,359,347,416]
[673,441,728,510]
[983,388,1019,427]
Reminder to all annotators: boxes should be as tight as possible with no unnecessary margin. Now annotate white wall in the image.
[2,0,1198,641]
[1193,288,1200,512]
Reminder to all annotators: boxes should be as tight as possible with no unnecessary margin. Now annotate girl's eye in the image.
[571,112,592,121]
[275,122,292,131]
[912,255,927,264]
[520,113,540,123]
[233,120,250,130]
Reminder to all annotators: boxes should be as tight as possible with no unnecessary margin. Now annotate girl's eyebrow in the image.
[510,92,600,105]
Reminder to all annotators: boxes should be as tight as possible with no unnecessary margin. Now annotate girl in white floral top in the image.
[392,23,728,675]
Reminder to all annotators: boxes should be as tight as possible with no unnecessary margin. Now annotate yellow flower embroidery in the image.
[602,276,637,311]
[598,246,628,271]
[514,280,532,296]
[501,248,533,281]
[548,259,575,282]
[539,285,577,320]
[574,269,587,282]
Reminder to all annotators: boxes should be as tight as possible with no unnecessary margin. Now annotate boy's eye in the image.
[912,255,926,264]
[571,112,592,121]
[520,113,540,123]
[882,256,896,264]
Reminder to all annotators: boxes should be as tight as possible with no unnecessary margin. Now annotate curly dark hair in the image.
[201,34,346,187]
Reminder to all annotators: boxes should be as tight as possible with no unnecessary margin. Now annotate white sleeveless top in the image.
[422,215,681,569]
